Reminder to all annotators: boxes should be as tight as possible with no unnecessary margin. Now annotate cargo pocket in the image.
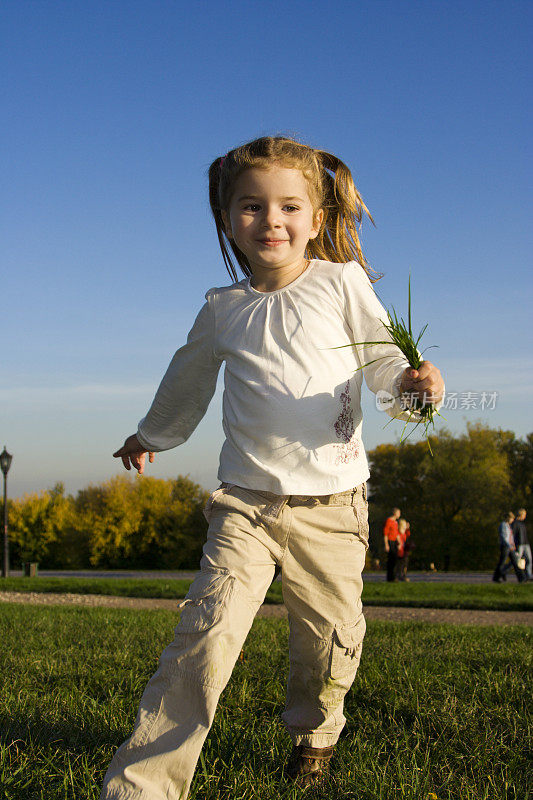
[177,567,235,633]
[203,484,236,523]
[329,615,366,681]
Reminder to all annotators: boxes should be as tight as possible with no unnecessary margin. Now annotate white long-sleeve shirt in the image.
[137,260,422,494]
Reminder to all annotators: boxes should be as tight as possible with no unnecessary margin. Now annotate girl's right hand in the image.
[113,434,155,474]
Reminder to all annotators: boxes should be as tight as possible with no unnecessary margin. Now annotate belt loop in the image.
[262,495,289,524]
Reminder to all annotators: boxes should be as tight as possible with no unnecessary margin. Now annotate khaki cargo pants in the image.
[101,483,369,800]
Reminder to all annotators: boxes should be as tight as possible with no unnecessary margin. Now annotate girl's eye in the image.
[244,204,261,212]
[284,205,299,212]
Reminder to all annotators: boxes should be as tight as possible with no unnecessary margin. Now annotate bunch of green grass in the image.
[342,275,441,452]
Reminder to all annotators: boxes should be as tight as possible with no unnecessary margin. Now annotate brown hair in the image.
[208,135,377,283]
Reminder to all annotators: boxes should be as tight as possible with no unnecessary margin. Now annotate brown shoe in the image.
[286,744,335,787]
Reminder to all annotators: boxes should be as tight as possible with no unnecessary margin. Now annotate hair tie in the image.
[220,155,226,168]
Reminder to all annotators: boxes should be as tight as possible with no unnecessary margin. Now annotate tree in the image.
[497,432,533,517]
[152,476,211,569]
[7,474,210,570]
[76,475,209,569]
[8,483,74,566]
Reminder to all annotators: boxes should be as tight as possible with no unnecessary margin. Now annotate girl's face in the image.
[222,165,323,288]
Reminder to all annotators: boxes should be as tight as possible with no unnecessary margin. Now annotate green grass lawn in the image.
[2,575,533,611]
[0,604,531,799]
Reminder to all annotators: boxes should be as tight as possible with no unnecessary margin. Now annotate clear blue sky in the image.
[2,0,532,498]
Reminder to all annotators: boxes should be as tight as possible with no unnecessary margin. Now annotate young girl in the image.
[395,518,409,581]
[101,136,444,799]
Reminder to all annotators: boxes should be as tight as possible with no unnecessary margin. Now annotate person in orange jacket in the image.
[383,508,401,582]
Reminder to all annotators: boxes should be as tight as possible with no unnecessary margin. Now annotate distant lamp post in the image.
[0,447,13,578]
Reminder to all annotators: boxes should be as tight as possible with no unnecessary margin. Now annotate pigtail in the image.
[308,150,378,281]
[209,158,241,282]
[208,155,252,282]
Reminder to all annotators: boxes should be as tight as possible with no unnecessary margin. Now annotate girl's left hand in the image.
[400,361,444,407]
[113,434,155,474]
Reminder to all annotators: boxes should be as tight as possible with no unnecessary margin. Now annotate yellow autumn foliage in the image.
[6,475,209,569]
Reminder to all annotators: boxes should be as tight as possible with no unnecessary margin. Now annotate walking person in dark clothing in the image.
[511,508,531,581]
[383,508,401,582]
[493,512,525,583]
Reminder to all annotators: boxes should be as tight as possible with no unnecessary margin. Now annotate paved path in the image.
[10,569,500,584]
[1,590,531,626]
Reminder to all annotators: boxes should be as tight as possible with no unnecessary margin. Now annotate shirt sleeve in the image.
[136,296,223,451]
[342,262,443,421]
